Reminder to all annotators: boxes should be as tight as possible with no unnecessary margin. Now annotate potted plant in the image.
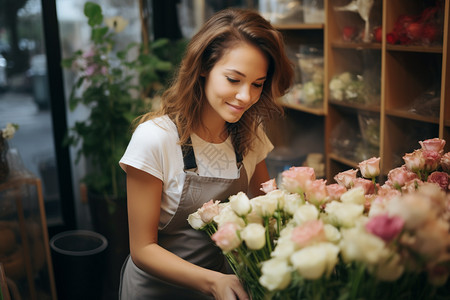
[62,1,186,294]
[62,1,185,205]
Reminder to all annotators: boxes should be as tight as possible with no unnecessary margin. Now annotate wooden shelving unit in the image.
[269,0,449,182]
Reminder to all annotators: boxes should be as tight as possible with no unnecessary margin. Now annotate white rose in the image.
[339,71,353,84]
[293,203,319,225]
[245,209,264,225]
[240,223,266,250]
[386,194,431,230]
[325,201,364,228]
[187,212,206,230]
[329,77,344,91]
[266,189,286,210]
[259,258,292,291]
[283,192,304,215]
[339,227,389,265]
[331,89,344,101]
[271,226,296,259]
[290,242,340,280]
[213,205,245,229]
[251,194,278,217]
[340,187,365,205]
[323,224,341,243]
[229,192,252,216]
[368,199,387,217]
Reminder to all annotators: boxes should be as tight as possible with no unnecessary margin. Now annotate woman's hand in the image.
[210,273,249,300]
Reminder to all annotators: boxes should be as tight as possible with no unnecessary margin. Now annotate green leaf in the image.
[84,2,103,27]
[92,27,109,43]
[155,61,172,72]
[150,38,169,50]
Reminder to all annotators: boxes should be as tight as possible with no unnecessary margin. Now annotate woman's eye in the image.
[226,77,239,83]
[253,83,263,88]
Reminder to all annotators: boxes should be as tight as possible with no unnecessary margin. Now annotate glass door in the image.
[0,0,75,232]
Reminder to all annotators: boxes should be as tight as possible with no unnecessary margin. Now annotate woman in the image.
[119,8,294,300]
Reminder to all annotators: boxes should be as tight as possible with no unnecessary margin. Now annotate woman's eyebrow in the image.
[225,68,266,80]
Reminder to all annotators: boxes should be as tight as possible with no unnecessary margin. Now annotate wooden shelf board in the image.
[282,102,326,116]
[274,23,324,30]
[331,41,382,50]
[386,44,443,54]
[328,153,359,169]
[329,100,381,113]
[385,108,440,124]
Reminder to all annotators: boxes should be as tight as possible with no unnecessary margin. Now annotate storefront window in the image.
[0,0,62,225]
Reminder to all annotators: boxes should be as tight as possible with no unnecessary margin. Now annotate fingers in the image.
[232,285,249,300]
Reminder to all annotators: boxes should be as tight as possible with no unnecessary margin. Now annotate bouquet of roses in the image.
[188,138,450,300]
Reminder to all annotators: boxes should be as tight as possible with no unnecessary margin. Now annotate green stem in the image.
[264,217,273,254]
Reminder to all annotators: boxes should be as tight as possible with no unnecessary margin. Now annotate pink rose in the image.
[353,177,376,195]
[334,169,358,189]
[198,199,220,223]
[423,150,442,173]
[326,183,347,201]
[281,166,316,194]
[358,157,381,179]
[211,222,241,252]
[376,184,402,202]
[427,171,449,191]
[260,178,277,194]
[440,152,450,172]
[365,214,404,242]
[401,178,423,194]
[364,194,377,213]
[419,138,446,154]
[291,220,326,248]
[305,179,328,206]
[387,166,419,188]
[403,150,425,172]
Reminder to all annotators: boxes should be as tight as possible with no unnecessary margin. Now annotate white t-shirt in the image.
[119,115,273,229]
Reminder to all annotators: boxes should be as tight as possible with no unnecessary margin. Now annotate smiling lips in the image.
[227,102,246,112]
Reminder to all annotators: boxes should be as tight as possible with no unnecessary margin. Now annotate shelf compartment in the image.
[328,48,382,105]
[382,115,439,171]
[328,0,383,44]
[327,107,380,165]
[385,0,445,49]
[384,51,442,112]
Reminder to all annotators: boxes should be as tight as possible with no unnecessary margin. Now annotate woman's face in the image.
[203,42,268,126]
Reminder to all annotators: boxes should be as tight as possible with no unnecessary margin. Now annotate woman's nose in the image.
[236,85,252,102]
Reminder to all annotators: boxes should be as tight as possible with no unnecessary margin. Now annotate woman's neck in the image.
[196,107,228,143]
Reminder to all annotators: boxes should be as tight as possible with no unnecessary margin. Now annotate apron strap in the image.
[182,137,197,171]
[182,136,243,171]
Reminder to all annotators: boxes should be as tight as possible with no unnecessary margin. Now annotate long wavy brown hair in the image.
[136,8,294,157]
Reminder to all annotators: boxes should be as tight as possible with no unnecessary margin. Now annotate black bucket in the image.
[50,230,108,300]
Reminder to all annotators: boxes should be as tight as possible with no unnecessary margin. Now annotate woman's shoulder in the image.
[131,115,178,146]
[136,115,175,131]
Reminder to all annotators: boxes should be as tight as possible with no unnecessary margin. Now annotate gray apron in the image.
[119,137,248,299]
